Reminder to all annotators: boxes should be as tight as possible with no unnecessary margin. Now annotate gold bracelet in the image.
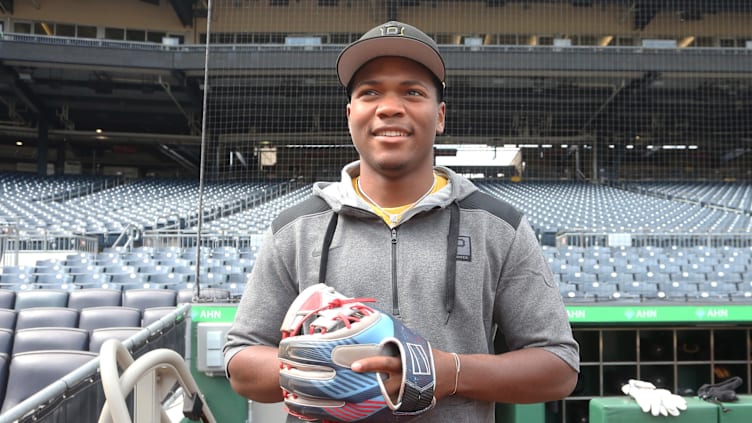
[450,352,461,396]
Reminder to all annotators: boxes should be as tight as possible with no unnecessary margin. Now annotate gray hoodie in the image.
[224,161,579,423]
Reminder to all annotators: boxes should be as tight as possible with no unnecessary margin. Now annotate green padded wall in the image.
[589,397,718,423]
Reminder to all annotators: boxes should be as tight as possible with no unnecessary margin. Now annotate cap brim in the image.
[336,37,445,88]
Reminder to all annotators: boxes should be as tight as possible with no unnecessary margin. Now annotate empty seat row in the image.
[0,288,178,311]
[0,305,172,332]
[560,280,752,303]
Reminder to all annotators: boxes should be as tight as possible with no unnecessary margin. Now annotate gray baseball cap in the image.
[336,21,446,90]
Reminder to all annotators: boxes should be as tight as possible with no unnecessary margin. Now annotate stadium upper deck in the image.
[0,0,751,180]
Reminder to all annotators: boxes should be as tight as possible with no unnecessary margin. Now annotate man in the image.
[224,21,579,422]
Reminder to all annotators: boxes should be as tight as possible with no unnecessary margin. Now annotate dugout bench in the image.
[589,395,752,423]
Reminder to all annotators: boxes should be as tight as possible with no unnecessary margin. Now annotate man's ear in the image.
[436,102,446,135]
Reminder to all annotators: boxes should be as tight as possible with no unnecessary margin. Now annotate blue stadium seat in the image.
[581,282,618,301]
[142,306,177,327]
[0,310,16,331]
[15,307,79,330]
[0,329,12,356]
[14,290,69,310]
[0,353,8,409]
[12,327,89,355]
[78,306,141,332]
[659,281,699,301]
[0,273,33,290]
[147,273,189,288]
[0,290,15,309]
[1,350,98,413]
[72,272,111,288]
[67,288,122,310]
[88,327,142,352]
[122,288,176,311]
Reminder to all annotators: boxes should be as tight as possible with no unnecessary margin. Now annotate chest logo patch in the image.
[457,236,471,262]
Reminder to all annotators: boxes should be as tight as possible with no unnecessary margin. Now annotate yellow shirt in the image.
[353,173,448,227]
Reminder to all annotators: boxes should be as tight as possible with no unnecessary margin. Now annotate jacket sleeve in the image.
[494,216,580,372]
[223,228,299,375]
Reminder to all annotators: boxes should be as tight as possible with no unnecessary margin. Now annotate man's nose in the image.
[376,93,405,117]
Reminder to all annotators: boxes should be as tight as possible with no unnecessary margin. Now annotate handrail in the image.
[3,31,752,56]
[98,338,217,423]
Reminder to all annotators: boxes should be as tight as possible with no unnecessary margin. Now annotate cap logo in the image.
[380,24,405,36]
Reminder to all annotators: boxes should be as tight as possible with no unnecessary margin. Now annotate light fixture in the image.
[95,128,103,134]
[16,140,23,146]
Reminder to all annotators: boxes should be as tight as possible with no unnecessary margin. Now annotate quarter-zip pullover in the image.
[224,161,579,422]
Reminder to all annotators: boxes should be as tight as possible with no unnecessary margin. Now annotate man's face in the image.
[346,56,445,180]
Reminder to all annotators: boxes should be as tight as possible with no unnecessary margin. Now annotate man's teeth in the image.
[377,131,407,137]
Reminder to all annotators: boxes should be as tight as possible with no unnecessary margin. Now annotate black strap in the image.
[318,212,339,285]
[698,376,743,412]
[444,202,459,318]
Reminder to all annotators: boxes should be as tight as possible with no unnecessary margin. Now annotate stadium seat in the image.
[660,281,699,301]
[142,306,177,327]
[581,282,618,300]
[0,328,13,355]
[13,290,69,310]
[67,288,122,310]
[78,306,141,332]
[0,353,8,409]
[34,273,72,286]
[148,272,189,288]
[619,281,661,300]
[0,310,16,330]
[0,290,15,309]
[122,288,177,311]
[12,327,89,355]
[1,350,98,413]
[88,327,142,352]
[15,307,80,330]
[72,272,111,288]
[0,273,33,289]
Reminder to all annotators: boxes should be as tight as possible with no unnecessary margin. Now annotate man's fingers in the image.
[351,355,401,372]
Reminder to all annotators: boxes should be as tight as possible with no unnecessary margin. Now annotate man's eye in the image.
[406,89,425,96]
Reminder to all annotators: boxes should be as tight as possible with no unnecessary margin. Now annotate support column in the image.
[37,118,49,176]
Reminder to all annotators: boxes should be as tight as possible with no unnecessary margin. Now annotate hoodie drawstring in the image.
[318,202,458,320]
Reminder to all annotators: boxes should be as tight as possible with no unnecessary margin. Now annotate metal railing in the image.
[2,231,99,254]
[0,222,19,267]
[557,230,752,249]
[0,304,190,423]
[4,31,752,56]
[38,175,129,203]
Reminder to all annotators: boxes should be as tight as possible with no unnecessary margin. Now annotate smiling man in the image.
[224,21,579,423]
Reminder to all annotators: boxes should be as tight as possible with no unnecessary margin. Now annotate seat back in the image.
[14,290,69,310]
[0,353,8,409]
[1,350,98,413]
[15,307,80,330]
[67,288,122,310]
[122,288,176,311]
[142,306,177,327]
[78,306,141,332]
[88,327,142,352]
[0,310,15,330]
[0,328,13,355]
[12,327,89,355]
[0,290,15,309]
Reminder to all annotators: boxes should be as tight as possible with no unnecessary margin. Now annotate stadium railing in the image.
[0,303,190,423]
